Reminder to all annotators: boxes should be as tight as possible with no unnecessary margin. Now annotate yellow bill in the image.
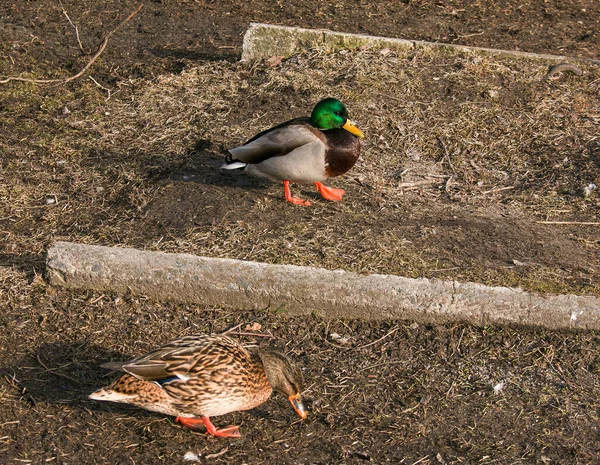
[343,119,364,138]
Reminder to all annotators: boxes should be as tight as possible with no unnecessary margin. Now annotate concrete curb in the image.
[46,242,600,330]
[241,23,576,62]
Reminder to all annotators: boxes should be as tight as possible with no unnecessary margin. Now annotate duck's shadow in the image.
[2,342,132,409]
[151,138,272,191]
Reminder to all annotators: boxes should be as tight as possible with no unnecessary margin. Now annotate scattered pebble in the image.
[487,89,499,99]
[583,183,597,197]
[493,381,505,395]
[45,196,56,205]
[329,332,350,344]
[406,147,421,161]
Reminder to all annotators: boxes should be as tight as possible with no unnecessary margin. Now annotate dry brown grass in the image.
[1,37,600,465]
[1,45,599,295]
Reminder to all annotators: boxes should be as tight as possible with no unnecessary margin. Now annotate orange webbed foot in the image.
[176,416,241,438]
[209,425,241,438]
[283,180,311,206]
[176,417,204,430]
[314,182,345,201]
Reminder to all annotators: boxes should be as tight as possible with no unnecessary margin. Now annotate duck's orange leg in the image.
[283,180,311,206]
[314,182,345,201]
[176,416,241,438]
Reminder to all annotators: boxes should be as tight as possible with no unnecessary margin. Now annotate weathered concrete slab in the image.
[46,242,600,330]
[242,23,571,62]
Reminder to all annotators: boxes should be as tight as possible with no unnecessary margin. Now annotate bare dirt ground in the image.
[1,1,599,464]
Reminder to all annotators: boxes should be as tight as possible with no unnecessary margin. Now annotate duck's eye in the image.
[334,111,341,116]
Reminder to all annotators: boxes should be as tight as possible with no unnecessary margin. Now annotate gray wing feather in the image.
[228,125,320,164]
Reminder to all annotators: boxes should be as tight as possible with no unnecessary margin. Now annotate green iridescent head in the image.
[310,98,364,138]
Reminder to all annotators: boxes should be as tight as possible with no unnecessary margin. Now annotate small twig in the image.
[445,175,454,195]
[225,331,275,339]
[221,323,243,335]
[482,186,515,194]
[0,4,143,85]
[390,167,413,179]
[89,76,112,100]
[36,354,80,383]
[205,448,229,460]
[356,326,399,350]
[59,0,86,54]
[537,221,600,225]
[397,179,443,189]
[357,360,407,373]
[437,137,456,175]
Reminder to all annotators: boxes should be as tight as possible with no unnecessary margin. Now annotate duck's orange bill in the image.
[343,119,364,138]
[289,395,307,419]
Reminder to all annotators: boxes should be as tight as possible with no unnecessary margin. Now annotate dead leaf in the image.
[265,56,283,67]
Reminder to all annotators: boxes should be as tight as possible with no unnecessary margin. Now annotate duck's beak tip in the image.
[289,395,308,419]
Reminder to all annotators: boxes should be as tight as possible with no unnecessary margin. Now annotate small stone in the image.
[583,183,597,197]
[487,89,499,99]
[406,147,421,161]
[45,196,56,205]
[493,381,505,394]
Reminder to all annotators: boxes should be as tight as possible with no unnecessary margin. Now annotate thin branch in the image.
[221,323,243,335]
[537,221,600,225]
[225,331,275,339]
[437,137,456,175]
[59,0,86,54]
[356,326,399,350]
[397,179,443,189]
[205,448,229,460]
[481,186,515,194]
[0,4,143,85]
[89,76,112,100]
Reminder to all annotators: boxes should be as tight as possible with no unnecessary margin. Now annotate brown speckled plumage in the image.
[89,334,306,436]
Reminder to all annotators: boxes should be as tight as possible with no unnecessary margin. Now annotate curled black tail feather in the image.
[221,152,248,170]
[224,153,237,164]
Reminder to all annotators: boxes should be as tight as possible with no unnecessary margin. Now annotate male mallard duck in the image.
[221,98,364,206]
[89,334,306,438]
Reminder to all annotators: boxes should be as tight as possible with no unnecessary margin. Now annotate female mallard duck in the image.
[221,98,364,206]
[89,334,306,438]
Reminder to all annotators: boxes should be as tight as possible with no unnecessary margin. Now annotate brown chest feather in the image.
[324,129,361,178]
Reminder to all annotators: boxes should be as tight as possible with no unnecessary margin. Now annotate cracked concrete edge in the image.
[241,23,587,63]
[46,241,600,330]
